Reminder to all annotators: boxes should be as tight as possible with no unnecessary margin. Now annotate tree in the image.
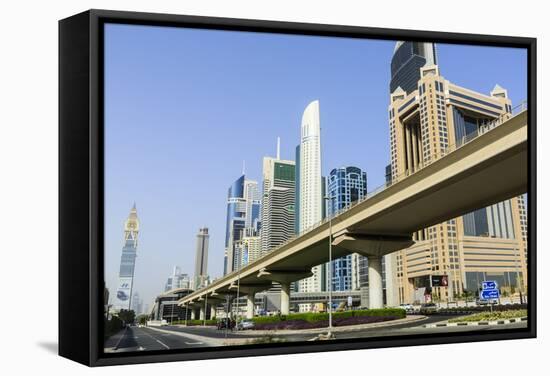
[136,314,148,325]
[117,309,136,324]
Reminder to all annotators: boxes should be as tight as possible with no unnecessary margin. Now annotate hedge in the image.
[251,308,405,325]
[172,319,217,326]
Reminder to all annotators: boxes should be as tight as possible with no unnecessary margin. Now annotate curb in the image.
[424,316,527,328]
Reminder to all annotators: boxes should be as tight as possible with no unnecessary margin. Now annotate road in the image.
[104,316,527,353]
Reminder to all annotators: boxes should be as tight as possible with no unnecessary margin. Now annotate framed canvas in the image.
[59,9,536,366]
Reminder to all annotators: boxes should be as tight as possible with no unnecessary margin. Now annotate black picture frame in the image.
[59,8,537,367]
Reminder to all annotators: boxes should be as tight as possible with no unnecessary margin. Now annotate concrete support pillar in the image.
[246,294,255,319]
[280,283,290,315]
[190,309,196,320]
[368,256,384,309]
[199,306,205,321]
[210,305,217,319]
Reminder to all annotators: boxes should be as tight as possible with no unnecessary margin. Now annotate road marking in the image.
[145,326,221,346]
[156,339,170,349]
[138,327,171,350]
[138,346,146,351]
[184,342,203,345]
[113,327,128,350]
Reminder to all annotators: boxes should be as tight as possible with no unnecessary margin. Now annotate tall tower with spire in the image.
[113,203,140,311]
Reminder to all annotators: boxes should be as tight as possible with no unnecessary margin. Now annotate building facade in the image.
[224,175,261,274]
[112,204,140,311]
[386,60,527,305]
[261,142,296,256]
[241,235,262,265]
[297,100,325,304]
[390,41,437,95]
[194,227,210,289]
[165,266,191,292]
[327,166,368,291]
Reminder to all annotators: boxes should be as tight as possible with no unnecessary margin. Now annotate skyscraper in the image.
[131,291,143,315]
[165,266,190,291]
[194,228,209,289]
[261,139,296,255]
[113,203,139,311]
[390,41,437,95]
[327,166,368,291]
[297,100,324,300]
[386,60,527,305]
[224,175,261,274]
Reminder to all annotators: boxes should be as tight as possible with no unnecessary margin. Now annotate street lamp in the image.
[184,301,189,326]
[324,195,336,339]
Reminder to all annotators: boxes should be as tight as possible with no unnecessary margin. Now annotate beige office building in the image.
[386,64,528,305]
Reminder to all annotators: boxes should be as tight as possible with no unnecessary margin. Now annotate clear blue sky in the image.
[103,23,527,308]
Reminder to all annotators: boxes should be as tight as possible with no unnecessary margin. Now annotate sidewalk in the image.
[230,315,427,336]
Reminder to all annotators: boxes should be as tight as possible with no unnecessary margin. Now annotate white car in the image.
[399,304,415,313]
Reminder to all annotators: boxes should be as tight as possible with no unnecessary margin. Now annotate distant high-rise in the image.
[194,228,209,289]
[327,166,368,291]
[113,204,139,311]
[261,139,296,255]
[165,266,190,291]
[390,41,437,95]
[297,100,324,299]
[131,292,143,315]
[224,175,261,274]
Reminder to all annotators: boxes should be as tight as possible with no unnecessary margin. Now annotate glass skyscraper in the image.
[390,41,437,95]
[327,166,367,292]
[224,174,260,275]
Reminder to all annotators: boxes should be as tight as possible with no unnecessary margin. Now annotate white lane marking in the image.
[184,342,203,345]
[145,326,221,346]
[156,339,170,349]
[113,326,128,350]
[138,346,146,351]
[138,327,171,350]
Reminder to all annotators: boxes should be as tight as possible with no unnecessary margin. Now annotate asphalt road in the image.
[104,316,528,353]
[104,326,212,352]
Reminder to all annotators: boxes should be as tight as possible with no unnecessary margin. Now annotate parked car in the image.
[399,304,415,314]
[236,319,255,330]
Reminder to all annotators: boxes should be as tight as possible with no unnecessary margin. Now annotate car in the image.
[476,298,498,306]
[419,303,438,314]
[236,319,255,330]
[399,304,415,313]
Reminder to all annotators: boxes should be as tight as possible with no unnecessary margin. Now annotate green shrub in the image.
[448,309,527,323]
[250,308,405,325]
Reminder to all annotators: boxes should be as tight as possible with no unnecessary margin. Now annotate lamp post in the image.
[324,195,336,339]
[184,301,189,326]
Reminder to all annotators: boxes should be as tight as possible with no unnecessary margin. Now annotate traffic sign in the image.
[482,280,498,290]
[480,289,500,300]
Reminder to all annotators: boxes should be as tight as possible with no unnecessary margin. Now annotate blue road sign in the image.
[480,289,500,300]
[482,281,498,290]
